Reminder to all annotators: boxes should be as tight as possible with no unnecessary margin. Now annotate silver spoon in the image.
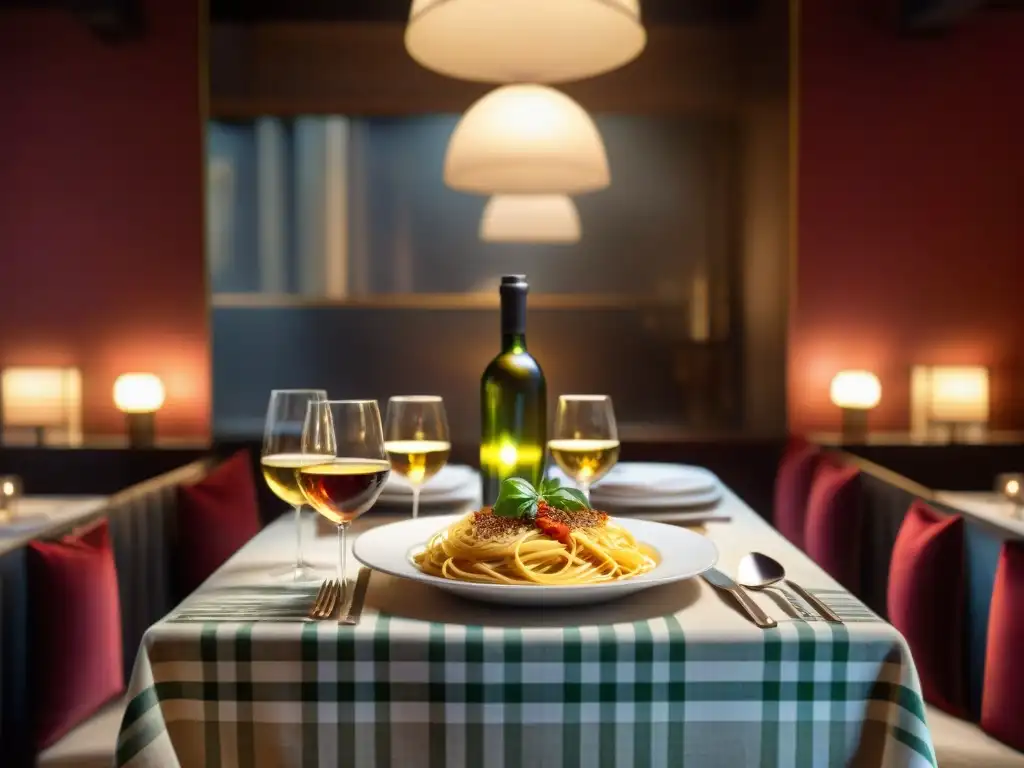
[737,552,843,624]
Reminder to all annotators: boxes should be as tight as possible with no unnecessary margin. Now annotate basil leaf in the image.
[542,486,589,512]
[504,477,537,498]
[539,477,561,496]
[518,498,539,520]
[492,477,539,518]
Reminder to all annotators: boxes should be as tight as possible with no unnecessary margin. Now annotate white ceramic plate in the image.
[593,486,723,511]
[353,514,719,607]
[594,463,720,495]
[381,465,478,497]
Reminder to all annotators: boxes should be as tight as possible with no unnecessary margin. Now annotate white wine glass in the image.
[299,400,390,597]
[261,389,329,581]
[384,396,451,520]
[548,394,620,503]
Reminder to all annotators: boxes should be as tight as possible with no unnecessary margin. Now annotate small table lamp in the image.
[996,473,1024,504]
[830,370,881,444]
[113,373,165,448]
[1,367,83,446]
[0,475,22,523]
[926,366,989,443]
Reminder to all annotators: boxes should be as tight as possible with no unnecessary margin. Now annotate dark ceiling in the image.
[208,0,759,25]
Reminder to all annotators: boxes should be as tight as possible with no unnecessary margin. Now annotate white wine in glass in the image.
[262,389,329,581]
[299,400,390,600]
[384,396,451,519]
[548,394,620,502]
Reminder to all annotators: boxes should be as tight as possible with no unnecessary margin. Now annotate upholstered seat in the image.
[926,705,1024,767]
[36,697,125,768]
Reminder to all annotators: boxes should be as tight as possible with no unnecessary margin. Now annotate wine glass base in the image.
[268,561,324,583]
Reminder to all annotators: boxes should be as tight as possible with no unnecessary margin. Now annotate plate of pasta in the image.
[353,477,718,606]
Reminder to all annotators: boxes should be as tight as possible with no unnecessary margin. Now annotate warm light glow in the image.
[829,370,882,410]
[480,195,581,243]
[1,367,82,428]
[2,481,13,496]
[445,85,610,195]
[113,373,166,414]
[405,0,646,84]
[927,366,989,423]
[498,440,519,469]
[1007,479,1021,497]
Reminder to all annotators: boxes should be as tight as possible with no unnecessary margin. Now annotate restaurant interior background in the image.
[4,0,1023,453]
[2,1,1024,765]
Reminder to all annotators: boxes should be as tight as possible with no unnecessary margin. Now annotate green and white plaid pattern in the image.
[116,591,934,768]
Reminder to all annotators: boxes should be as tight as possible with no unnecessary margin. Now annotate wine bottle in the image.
[480,275,547,503]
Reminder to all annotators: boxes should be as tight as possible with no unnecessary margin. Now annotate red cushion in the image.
[804,461,862,590]
[887,501,967,717]
[774,438,822,548]
[177,450,261,595]
[28,518,124,750]
[981,540,1024,748]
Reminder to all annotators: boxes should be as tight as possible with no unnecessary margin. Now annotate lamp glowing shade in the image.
[113,373,165,414]
[1,367,82,429]
[830,371,882,410]
[928,366,989,423]
[481,195,581,243]
[445,85,610,195]
[405,0,646,84]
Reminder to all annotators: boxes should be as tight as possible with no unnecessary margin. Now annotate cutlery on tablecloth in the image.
[702,568,777,628]
[737,552,843,624]
[169,584,322,622]
[309,579,341,619]
[338,567,371,626]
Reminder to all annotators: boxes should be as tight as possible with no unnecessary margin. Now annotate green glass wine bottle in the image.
[480,275,547,503]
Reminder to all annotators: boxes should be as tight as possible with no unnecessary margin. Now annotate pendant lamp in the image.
[405,0,646,84]
[445,84,610,195]
[480,195,581,243]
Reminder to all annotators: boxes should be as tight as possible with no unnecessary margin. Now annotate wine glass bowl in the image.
[261,389,329,581]
[300,400,390,597]
[548,394,620,502]
[297,459,391,525]
[383,396,451,519]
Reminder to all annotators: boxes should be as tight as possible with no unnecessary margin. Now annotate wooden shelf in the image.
[211,293,670,310]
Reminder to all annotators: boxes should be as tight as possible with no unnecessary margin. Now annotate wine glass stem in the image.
[412,486,421,520]
[337,522,349,595]
[579,482,590,505]
[293,504,304,569]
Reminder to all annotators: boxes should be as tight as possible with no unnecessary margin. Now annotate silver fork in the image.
[308,579,341,620]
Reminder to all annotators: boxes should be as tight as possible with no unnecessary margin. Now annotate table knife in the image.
[702,568,777,628]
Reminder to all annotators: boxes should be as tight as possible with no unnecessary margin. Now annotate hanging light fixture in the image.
[405,0,646,84]
[480,195,581,243]
[445,84,610,195]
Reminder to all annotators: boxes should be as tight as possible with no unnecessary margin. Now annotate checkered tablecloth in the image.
[116,494,934,768]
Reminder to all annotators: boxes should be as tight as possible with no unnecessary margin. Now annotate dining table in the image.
[115,478,934,767]
[0,495,109,556]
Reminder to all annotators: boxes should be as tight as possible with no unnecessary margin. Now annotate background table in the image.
[117,488,934,768]
[934,491,1024,538]
[0,495,109,556]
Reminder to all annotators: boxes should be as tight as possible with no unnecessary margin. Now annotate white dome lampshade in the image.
[405,0,646,84]
[445,84,610,195]
[480,195,581,243]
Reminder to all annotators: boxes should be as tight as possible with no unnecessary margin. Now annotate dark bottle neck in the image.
[500,280,528,353]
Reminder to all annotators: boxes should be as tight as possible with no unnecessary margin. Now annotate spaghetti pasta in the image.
[413,506,658,585]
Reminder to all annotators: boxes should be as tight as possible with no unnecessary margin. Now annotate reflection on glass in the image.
[299,400,390,595]
[261,388,329,581]
[384,396,451,519]
[548,394,620,502]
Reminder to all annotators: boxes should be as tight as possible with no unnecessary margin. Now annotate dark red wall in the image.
[790,4,1024,433]
[0,1,209,439]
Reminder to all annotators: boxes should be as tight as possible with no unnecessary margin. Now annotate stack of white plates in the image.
[549,462,724,517]
[375,464,480,513]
